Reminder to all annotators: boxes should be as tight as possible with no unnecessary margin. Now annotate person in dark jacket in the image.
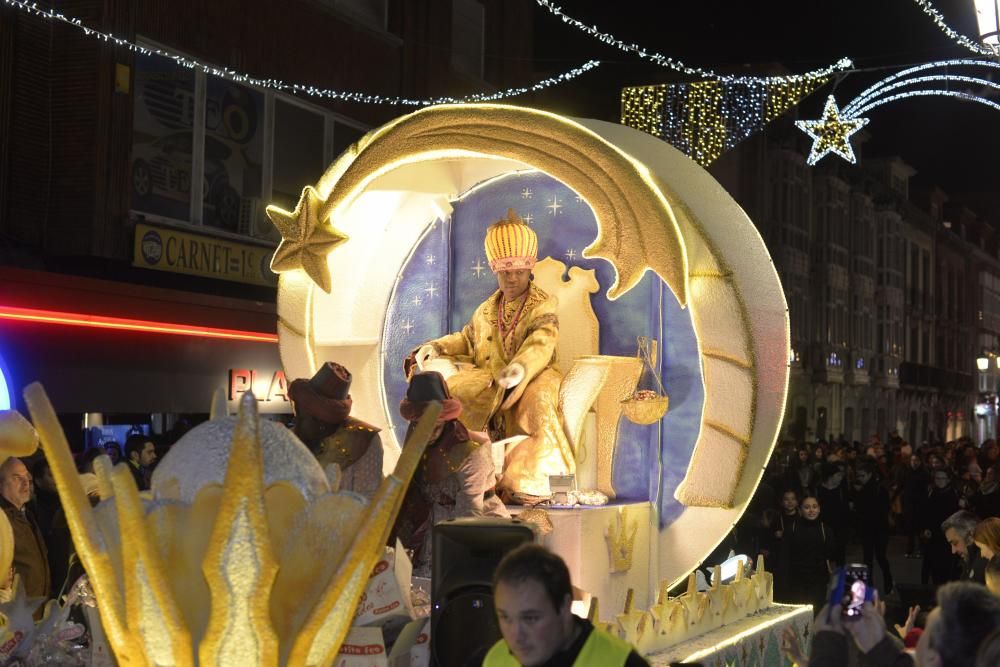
[0,456,50,600]
[782,495,836,611]
[772,488,800,602]
[853,457,894,594]
[899,453,930,556]
[817,462,849,567]
[942,510,988,584]
[922,469,961,585]
[970,465,1000,519]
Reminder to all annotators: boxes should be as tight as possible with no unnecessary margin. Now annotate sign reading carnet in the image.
[133,222,276,287]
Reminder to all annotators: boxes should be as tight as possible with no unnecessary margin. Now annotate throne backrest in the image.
[532,257,600,372]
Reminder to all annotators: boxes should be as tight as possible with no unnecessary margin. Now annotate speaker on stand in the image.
[430,517,535,666]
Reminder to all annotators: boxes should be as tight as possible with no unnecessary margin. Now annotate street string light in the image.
[1,0,600,106]
[797,59,1000,164]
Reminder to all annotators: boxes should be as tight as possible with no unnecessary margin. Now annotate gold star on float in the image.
[795,95,869,165]
[266,185,348,293]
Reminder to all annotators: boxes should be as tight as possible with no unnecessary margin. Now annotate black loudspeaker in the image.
[431,517,535,666]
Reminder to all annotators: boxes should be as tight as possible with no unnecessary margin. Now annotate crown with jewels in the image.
[21,383,440,666]
[484,208,538,273]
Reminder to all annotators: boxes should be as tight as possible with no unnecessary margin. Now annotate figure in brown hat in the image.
[392,371,509,576]
[288,362,385,500]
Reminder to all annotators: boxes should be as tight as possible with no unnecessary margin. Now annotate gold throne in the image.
[522,256,644,498]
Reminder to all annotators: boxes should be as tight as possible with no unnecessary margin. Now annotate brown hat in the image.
[288,362,352,424]
[405,371,450,402]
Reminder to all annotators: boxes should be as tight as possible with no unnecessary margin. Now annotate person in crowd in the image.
[104,440,121,465]
[922,468,961,585]
[898,452,930,557]
[986,556,1000,596]
[782,495,836,611]
[392,371,509,576]
[0,457,50,600]
[124,434,157,491]
[808,582,1000,667]
[974,516,1000,561]
[793,448,816,496]
[29,457,59,539]
[48,472,99,598]
[981,440,1000,473]
[970,465,1000,519]
[483,543,649,666]
[817,462,849,566]
[942,510,988,584]
[288,361,387,500]
[772,488,800,601]
[853,457,894,594]
[405,210,572,504]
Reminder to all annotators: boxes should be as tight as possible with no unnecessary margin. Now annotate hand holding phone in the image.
[829,564,875,621]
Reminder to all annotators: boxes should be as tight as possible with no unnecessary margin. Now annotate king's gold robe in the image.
[425,284,573,497]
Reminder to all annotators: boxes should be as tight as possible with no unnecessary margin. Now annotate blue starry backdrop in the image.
[381,171,704,527]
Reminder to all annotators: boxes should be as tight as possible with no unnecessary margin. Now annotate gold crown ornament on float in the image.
[19,383,441,667]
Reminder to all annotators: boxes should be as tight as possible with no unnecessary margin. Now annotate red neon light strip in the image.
[0,305,278,343]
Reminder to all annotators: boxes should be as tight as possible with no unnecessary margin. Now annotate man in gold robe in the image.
[405,209,573,503]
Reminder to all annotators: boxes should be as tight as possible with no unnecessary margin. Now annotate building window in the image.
[130,43,367,242]
[451,0,485,78]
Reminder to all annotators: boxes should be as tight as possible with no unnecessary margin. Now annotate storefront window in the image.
[201,79,264,233]
[130,51,197,222]
[272,100,326,217]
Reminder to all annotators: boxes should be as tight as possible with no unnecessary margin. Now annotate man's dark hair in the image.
[124,434,150,462]
[933,581,1000,667]
[855,456,878,476]
[493,543,571,613]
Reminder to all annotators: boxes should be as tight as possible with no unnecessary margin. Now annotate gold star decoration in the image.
[267,186,348,293]
[795,95,869,165]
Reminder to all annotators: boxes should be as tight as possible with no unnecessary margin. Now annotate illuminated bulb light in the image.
[1,0,599,106]
[622,78,827,166]
[846,74,1000,116]
[843,58,1000,116]
[794,95,869,166]
[537,0,852,84]
[0,305,279,342]
[910,0,996,55]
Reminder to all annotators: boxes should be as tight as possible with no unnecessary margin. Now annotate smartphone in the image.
[829,564,874,620]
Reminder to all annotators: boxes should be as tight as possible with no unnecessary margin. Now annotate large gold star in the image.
[795,95,869,165]
[267,186,348,293]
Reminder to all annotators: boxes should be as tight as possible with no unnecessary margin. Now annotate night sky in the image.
[529,0,1000,203]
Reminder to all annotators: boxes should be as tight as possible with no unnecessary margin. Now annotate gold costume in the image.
[426,283,573,498]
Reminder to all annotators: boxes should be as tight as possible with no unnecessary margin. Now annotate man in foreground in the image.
[484,543,648,666]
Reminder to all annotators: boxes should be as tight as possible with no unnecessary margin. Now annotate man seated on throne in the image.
[405,209,573,503]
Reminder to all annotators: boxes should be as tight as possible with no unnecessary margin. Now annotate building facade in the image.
[713,122,989,446]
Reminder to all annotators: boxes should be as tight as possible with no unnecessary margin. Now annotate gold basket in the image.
[621,394,669,425]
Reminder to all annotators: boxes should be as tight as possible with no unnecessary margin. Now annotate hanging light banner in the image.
[133,222,277,287]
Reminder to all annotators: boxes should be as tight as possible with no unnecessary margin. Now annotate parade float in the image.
[1,103,805,666]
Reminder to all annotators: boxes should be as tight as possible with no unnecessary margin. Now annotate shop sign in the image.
[229,369,289,406]
[133,222,276,287]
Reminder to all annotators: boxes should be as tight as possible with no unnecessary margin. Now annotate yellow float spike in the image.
[23,383,145,664]
[200,392,279,666]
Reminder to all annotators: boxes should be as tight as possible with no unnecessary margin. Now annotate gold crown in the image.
[605,505,638,573]
[484,209,538,272]
[21,383,441,666]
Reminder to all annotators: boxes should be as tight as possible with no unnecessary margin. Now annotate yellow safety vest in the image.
[482,625,634,666]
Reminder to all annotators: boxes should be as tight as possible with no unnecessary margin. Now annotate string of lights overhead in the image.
[2,0,601,106]
[534,0,854,84]
[909,0,997,55]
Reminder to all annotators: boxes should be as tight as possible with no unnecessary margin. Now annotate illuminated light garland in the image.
[910,0,996,55]
[2,0,600,106]
[536,0,853,83]
[621,78,828,166]
[843,58,1000,116]
[797,59,1000,165]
